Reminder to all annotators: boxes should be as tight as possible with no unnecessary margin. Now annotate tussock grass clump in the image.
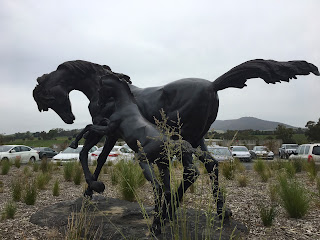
[11,180,22,202]
[292,158,303,173]
[53,179,60,196]
[106,161,113,167]
[253,159,266,174]
[1,160,11,175]
[306,160,318,182]
[33,162,39,172]
[102,166,108,174]
[221,160,235,180]
[277,174,309,218]
[40,159,51,173]
[1,201,17,220]
[269,184,279,203]
[316,177,320,196]
[110,168,118,185]
[64,162,75,181]
[234,158,246,172]
[92,160,97,166]
[24,181,37,205]
[237,174,248,187]
[36,173,51,190]
[116,160,146,201]
[0,180,4,193]
[14,158,21,168]
[73,164,83,185]
[284,162,296,178]
[258,204,276,227]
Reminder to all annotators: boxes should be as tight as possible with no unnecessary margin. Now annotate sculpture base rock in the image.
[30,195,247,239]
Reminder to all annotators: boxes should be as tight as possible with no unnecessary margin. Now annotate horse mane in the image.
[57,60,111,79]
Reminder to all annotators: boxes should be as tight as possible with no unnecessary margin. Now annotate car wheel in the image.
[1,157,9,162]
[29,156,36,163]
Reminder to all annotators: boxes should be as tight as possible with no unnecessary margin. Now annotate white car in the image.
[230,146,252,162]
[0,145,40,163]
[289,143,320,162]
[107,145,135,162]
[52,145,98,165]
[207,146,234,162]
[251,146,274,160]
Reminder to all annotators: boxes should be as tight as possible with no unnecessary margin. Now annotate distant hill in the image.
[210,117,297,131]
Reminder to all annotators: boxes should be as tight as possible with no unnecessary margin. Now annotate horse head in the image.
[33,70,75,124]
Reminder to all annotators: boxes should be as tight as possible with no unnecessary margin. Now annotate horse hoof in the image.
[151,222,161,236]
[90,181,105,193]
[218,208,232,220]
[69,141,78,149]
[84,188,93,199]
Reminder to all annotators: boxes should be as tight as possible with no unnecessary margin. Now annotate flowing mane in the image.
[57,60,111,79]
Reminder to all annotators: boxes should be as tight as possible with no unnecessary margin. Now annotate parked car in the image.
[250,146,274,160]
[230,146,251,162]
[289,143,320,162]
[107,145,135,162]
[0,145,40,163]
[52,145,98,165]
[279,144,298,159]
[207,146,234,162]
[33,147,58,160]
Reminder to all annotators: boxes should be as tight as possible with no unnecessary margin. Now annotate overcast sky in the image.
[0,0,319,135]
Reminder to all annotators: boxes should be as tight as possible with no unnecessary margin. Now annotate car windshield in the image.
[62,147,83,153]
[209,148,231,156]
[0,146,12,152]
[286,145,298,149]
[312,146,320,155]
[232,147,248,152]
[111,147,121,152]
[256,146,267,151]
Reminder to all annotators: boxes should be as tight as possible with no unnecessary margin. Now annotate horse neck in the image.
[70,75,100,101]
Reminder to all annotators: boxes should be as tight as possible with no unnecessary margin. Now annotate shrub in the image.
[277,174,309,218]
[36,173,51,190]
[1,160,11,175]
[116,160,146,201]
[24,181,37,205]
[33,162,39,172]
[1,201,17,220]
[253,159,265,174]
[284,162,296,178]
[14,158,21,168]
[237,174,248,187]
[292,158,303,173]
[64,162,75,181]
[11,180,22,202]
[53,179,60,196]
[258,204,276,227]
[73,164,83,185]
[306,160,318,182]
[221,160,235,180]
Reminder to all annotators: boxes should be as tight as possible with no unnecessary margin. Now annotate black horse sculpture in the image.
[74,72,203,234]
[33,59,319,219]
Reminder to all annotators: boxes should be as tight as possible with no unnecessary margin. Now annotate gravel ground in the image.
[0,161,319,240]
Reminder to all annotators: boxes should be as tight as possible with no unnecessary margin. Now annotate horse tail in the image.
[211,59,319,92]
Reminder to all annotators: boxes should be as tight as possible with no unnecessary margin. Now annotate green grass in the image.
[53,179,60,196]
[24,181,37,205]
[63,162,75,181]
[258,204,276,227]
[36,173,51,190]
[1,160,11,175]
[11,180,22,202]
[73,164,83,185]
[277,174,309,218]
[14,158,21,168]
[1,201,17,220]
[221,160,235,180]
[237,174,248,187]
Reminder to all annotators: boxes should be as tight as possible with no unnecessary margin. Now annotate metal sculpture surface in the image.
[73,73,204,233]
[33,59,319,222]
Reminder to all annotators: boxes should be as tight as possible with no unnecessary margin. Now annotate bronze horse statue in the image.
[33,59,319,220]
[72,72,205,234]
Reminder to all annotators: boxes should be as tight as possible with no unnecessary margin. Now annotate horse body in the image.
[86,74,199,233]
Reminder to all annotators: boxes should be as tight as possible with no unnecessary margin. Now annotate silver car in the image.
[207,146,234,162]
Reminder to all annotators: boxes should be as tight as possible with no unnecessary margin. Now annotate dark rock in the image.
[30,196,247,239]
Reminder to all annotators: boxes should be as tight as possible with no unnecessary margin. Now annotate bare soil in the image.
[0,162,319,239]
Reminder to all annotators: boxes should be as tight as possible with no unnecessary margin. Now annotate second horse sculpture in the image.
[74,72,203,234]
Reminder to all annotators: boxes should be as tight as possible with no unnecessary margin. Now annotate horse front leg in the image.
[69,124,92,149]
[79,133,104,197]
[198,139,232,220]
[138,161,163,236]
